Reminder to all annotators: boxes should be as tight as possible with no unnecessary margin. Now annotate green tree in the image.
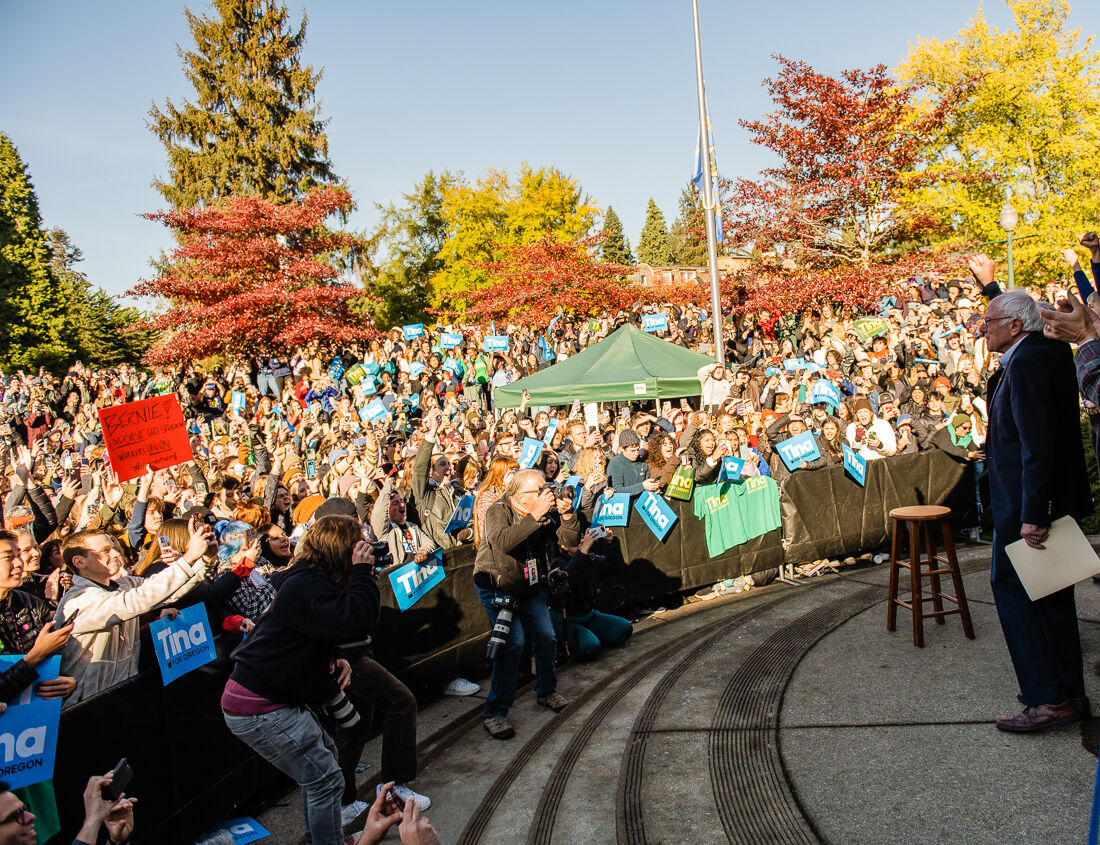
[670,184,708,265]
[0,133,72,370]
[637,198,674,265]
[149,0,339,208]
[599,206,634,265]
[898,0,1100,284]
[431,165,598,307]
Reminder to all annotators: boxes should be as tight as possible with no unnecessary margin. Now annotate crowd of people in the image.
[0,238,1097,844]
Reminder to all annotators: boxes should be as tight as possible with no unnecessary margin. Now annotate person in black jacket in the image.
[220,516,379,845]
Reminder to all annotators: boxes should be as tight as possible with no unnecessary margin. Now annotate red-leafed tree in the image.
[128,187,373,364]
[461,234,636,325]
[725,55,953,269]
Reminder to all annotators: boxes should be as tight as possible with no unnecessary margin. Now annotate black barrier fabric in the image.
[49,450,972,844]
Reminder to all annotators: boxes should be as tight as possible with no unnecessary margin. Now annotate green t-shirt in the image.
[692,476,782,557]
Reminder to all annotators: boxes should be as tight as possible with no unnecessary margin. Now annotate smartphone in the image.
[158,534,172,550]
[245,527,256,546]
[194,480,208,495]
[385,787,406,813]
[101,758,133,802]
[305,459,316,480]
[58,607,80,629]
[166,477,176,491]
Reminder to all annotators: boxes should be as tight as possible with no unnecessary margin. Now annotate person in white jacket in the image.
[54,516,213,707]
[845,397,897,461]
[697,363,732,412]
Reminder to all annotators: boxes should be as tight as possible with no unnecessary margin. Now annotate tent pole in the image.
[691,0,725,368]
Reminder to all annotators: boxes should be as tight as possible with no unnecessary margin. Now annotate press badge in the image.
[524,558,539,586]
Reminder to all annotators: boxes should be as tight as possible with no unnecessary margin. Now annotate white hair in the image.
[993,290,1042,332]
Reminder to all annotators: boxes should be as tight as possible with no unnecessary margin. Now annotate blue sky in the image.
[3,0,1098,301]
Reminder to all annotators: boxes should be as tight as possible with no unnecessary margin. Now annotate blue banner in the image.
[775,431,821,471]
[484,335,509,352]
[519,437,544,468]
[402,323,425,340]
[202,817,270,844]
[719,456,746,481]
[442,357,462,377]
[440,331,463,349]
[783,358,804,372]
[592,492,630,527]
[149,603,216,685]
[359,375,377,394]
[810,379,843,409]
[409,360,426,377]
[388,550,446,611]
[641,313,668,333]
[542,418,559,445]
[231,390,247,410]
[564,474,583,510]
[765,366,781,377]
[444,494,475,534]
[359,399,388,422]
[842,444,867,486]
[0,655,61,789]
[635,490,678,541]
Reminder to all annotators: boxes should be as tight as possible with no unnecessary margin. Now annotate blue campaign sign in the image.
[542,418,559,445]
[440,332,463,349]
[641,313,668,333]
[0,655,61,789]
[360,375,377,394]
[843,444,867,486]
[484,335,509,352]
[231,390,247,410]
[564,474,583,510]
[635,490,678,541]
[409,360,426,377]
[203,817,271,844]
[389,551,446,612]
[149,603,216,685]
[775,431,821,471]
[810,380,843,409]
[719,456,746,481]
[592,492,630,527]
[445,494,475,534]
[783,358,804,372]
[765,366,781,377]
[402,323,425,340]
[359,399,388,422]
[519,437,544,468]
[442,357,462,377]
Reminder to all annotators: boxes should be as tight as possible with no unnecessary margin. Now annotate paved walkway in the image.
[258,541,1100,844]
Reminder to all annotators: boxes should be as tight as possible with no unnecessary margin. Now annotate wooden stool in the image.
[887,505,975,647]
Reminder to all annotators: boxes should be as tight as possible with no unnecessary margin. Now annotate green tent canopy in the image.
[493,324,716,406]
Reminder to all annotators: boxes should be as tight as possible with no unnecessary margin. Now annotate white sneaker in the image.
[377,782,431,810]
[444,677,480,696]
[340,799,368,825]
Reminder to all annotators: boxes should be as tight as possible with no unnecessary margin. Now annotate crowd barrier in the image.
[51,449,974,844]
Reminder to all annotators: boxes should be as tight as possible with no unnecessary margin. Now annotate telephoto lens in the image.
[486,594,519,661]
[322,685,360,728]
[369,540,393,569]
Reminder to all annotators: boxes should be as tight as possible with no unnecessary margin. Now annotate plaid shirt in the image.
[1077,339,1100,408]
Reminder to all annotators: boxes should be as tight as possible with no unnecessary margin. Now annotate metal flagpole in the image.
[691,0,724,368]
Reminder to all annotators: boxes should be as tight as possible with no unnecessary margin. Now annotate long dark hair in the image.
[292,516,361,588]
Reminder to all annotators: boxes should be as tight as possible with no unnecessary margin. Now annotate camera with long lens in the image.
[485,594,519,661]
[369,540,392,570]
[321,681,360,728]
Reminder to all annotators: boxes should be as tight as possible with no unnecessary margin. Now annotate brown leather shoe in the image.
[1016,693,1091,717]
[996,700,1084,733]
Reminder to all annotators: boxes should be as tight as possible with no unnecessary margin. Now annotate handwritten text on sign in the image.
[149,603,216,685]
[97,394,193,482]
[0,655,62,789]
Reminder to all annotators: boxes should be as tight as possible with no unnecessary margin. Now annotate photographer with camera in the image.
[221,516,379,845]
[474,468,601,740]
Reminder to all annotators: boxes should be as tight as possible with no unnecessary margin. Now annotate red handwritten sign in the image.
[97,395,193,482]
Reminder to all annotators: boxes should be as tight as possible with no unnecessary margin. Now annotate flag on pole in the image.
[692,93,723,242]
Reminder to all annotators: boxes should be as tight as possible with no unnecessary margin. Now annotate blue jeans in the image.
[225,706,344,844]
[257,372,279,397]
[477,586,558,717]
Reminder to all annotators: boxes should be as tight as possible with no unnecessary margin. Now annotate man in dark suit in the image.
[981,288,1093,732]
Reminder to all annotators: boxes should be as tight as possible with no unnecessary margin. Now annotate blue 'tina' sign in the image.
[0,655,61,789]
[842,443,867,486]
[402,323,426,340]
[641,313,668,332]
[484,335,509,351]
[389,550,446,611]
[202,817,271,844]
[635,490,678,541]
[445,494,475,534]
[719,456,746,481]
[592,492,630,527]
[519,437,544,468]
[149,603,216,685]
[775,431,821,471]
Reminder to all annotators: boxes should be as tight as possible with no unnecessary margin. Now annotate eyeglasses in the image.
[0,804,31,826]
[978,316,1014,327]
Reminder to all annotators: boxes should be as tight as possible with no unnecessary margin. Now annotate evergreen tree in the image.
[599,206,634,265]
[636,199,674,265]
[149,0,339,208]
[670,184,709,266]
[0,133,72,370]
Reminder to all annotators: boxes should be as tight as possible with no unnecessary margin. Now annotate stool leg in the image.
[924,522,945,625]
[887,518,900,632]
[940,519,975,640]
[909,520,924,647]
